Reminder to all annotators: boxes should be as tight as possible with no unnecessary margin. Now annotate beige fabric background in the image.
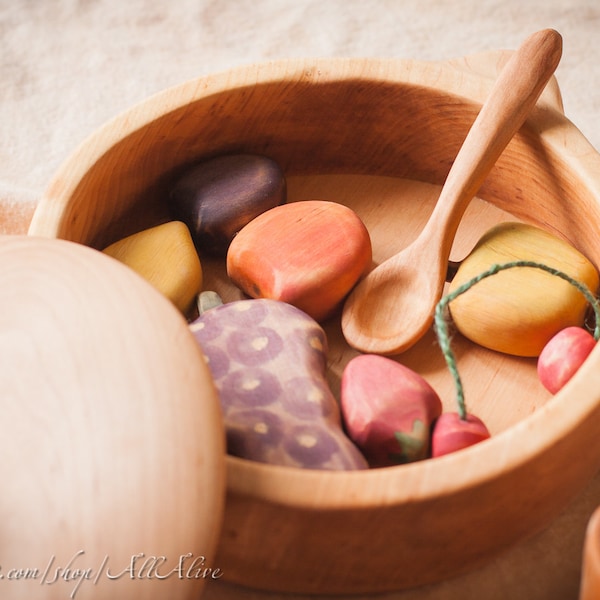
[2,1,600,599]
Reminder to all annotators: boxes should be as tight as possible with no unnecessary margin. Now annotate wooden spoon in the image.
[341,28,563,355]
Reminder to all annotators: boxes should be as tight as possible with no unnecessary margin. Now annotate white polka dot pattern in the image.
[190,298,368,470]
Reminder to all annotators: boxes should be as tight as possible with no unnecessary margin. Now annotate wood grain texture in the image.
[341,29,563,355]
[27,50,600,594]
[0,235,225,599]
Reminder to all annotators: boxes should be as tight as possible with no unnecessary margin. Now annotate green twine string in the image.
[434,260,600,420]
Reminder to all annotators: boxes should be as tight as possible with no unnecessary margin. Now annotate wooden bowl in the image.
[28,53,600,594]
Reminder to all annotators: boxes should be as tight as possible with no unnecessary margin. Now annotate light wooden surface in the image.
[0,234,226,599]
[341,29,562,355]
[22,48,600,600]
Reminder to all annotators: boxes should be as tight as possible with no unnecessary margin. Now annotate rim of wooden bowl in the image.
[28,55,600,591]
[28,51,600,498]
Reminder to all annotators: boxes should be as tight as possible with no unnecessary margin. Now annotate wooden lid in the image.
[0,234,225,599]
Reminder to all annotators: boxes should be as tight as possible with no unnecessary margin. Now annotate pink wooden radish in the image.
[538,326,596,393]
[340,354,442,466]
[431,413,491,458]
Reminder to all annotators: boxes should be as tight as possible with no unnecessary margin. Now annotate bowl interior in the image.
[28,57,600,593]
[31,58,600,437]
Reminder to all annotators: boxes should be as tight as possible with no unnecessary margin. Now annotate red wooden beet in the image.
[431,412,491,458]
[340,354,442,466]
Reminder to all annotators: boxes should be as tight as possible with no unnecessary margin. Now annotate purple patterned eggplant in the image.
[189,298,368,470]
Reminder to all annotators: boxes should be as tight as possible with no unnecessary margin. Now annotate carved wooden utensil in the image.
[341,29,563,355]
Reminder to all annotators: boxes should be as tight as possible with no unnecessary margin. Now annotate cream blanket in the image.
[2,1,600,598]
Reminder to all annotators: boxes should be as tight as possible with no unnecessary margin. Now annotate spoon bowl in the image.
[346,238,441,349]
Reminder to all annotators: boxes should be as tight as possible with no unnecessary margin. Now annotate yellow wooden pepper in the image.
[448,222,599,356]
[103,221,202,315]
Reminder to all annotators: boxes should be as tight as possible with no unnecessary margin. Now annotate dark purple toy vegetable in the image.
[170,153,286,257]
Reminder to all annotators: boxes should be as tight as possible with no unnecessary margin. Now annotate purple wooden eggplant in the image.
[190,298,368,470]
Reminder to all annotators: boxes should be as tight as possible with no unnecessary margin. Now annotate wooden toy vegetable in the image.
[340,354,442,466]
[538,326,597,394]
[448,222,599,356]
[189,298,368,470]
[433,259,600,456]
[227,200,372,321]
[431,413,491,458]
[102,220,202,314]
[197,290,224,315]
[170,153,286,257]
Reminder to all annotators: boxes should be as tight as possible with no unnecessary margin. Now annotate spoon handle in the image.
[419,28,562,257]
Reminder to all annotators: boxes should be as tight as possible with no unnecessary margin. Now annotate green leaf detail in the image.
[388,419,428,464]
